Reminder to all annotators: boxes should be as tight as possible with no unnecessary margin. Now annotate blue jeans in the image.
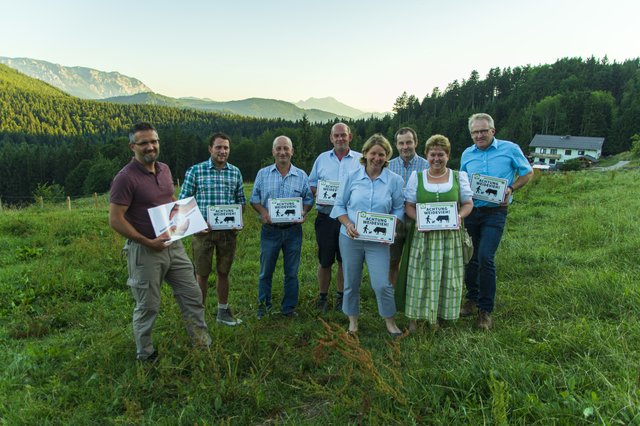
[258,224,303,314]
[464,207,507,313]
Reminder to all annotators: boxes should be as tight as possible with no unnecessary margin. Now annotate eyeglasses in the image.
[470,129,492,136]
[134,139,160,147]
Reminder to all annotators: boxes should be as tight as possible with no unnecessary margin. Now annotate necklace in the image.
[427,168,448,179]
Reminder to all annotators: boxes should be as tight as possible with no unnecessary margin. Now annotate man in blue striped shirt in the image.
[180,132,246,326]
[388,127,429,286]
[309,123,362,313]
[250,136,314,318]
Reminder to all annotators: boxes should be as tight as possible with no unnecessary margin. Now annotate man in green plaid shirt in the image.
[179,132,246,326]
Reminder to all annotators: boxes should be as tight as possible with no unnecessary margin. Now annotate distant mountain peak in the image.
[295,97,384,119]
[0,56,152,99]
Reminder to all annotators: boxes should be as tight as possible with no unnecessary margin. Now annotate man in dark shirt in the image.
[109,122,211,361]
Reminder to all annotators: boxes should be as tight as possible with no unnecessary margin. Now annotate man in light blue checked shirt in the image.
[388,127,429,287]
[179,132,246,327]
[250,135,314,319]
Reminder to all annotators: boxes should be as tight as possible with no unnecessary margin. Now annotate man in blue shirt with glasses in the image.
[460,113,533,331]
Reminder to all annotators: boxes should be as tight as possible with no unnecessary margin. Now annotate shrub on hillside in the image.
[630,134,640,157]
[559,158,583,171]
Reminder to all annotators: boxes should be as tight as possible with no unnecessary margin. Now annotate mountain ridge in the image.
[0,56,152,99]
[1,56,385,122]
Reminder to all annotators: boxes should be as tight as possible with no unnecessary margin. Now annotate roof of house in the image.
[529,134,605,151]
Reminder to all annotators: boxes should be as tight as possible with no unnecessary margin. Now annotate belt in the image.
[266,223,298,229]
[474,205,508,213]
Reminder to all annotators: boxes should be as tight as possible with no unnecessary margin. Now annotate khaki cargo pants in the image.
[125,239,211,360]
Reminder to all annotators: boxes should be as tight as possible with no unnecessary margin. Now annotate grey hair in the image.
[272,135,293,149]
[468,113,494,131]
[331,122,351,135]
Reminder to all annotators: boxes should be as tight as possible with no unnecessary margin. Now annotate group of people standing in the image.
[109,113,532,361]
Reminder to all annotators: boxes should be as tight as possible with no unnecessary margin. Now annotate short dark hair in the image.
[129,122,156,144]
[394,127,418,145]
[209,132,231,147]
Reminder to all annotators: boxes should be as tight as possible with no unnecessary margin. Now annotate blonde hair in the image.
[424,134,451,156]
[360,134,392,168]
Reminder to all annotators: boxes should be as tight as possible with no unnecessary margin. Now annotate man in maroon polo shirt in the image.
[109,122,211,361]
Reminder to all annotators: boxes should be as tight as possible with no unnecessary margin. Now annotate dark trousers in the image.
[464,207,507,313]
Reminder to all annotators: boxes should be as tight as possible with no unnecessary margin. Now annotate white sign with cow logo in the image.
[207,204,243,230]
[355,211,397,243]
[416,201,459,231]
[268,197,303,223]
[316,180,340,205]
[470,174,508,204]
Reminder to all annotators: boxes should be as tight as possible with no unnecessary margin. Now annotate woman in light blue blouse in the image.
[331,134,404,337]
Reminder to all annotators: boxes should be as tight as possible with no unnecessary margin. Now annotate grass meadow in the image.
[1,170,639,425]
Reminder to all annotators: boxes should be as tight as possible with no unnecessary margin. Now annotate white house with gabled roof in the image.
[529,134,605,166]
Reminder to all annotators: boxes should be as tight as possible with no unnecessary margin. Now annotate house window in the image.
[539,158,546,164]
[565,149,571,155]
[541,148,547,154]
[578,150,585,155]
[550,149,557,154]
[550,159,556,165]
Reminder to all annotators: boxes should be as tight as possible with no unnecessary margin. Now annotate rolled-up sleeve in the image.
[330,173,350,219]
[391,174,405,219]
[512,145,533,176]
[249,169,264,205]
[458,171,473,202]
[301,176,314,206]
[404,171,418,203]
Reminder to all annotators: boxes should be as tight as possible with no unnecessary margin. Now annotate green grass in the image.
[1,172,639,424]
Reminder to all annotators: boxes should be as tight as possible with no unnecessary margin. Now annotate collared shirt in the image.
[388,155,429,186]
[110,159,175,239]
[330,166,404,237]
[250,163,314,208]
[460,138,533,207]
[179,158,246,220]
[309,149,363,214]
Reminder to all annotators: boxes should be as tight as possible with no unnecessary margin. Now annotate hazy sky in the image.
[2,0,638,112]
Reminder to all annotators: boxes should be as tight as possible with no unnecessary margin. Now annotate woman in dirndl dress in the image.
[403,134,473,332]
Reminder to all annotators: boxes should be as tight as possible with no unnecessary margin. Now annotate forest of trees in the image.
[1,56,639,204]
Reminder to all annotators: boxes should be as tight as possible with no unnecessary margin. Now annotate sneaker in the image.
[460,299,477,317]
[335,295,344,313]
[477,310,492,331]
[138,350,158,363]
[282,311,298,318]
[217,307,242,326]
[316,298,328,313]
[257,304,271,320]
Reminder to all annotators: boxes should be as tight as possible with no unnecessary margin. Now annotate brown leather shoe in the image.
[460,299,477,317]
[477,310,492,331]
